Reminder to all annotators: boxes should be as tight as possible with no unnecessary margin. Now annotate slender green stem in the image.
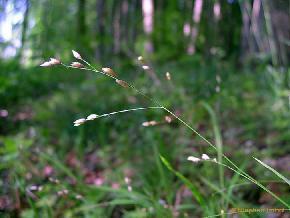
[213,180,287,195]
[90,107,163,120]
[207,160,290,208]
[64,59,289,208]
[163,106,289,208]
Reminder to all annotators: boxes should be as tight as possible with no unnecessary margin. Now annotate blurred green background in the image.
[0,0,289,217]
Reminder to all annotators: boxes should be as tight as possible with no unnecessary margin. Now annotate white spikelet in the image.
[201,154,210,160]
[187,156,200,163]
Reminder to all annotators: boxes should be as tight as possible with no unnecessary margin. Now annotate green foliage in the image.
[0,0,289,217]
[1,56,289,217]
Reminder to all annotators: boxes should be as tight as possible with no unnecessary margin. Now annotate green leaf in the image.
[159,155,206,208]
[254,157,290,186]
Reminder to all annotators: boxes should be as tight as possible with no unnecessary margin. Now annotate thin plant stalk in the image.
[58,54,289,209]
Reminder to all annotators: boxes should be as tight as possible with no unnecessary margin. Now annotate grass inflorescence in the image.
[40,50,290,215]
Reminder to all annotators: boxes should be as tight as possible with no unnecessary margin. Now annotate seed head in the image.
[102,67,117,77]
[63,189,69,194]
[71,62,84,68]
[164,116,172,123]
[201,154,210,160]
[49,177,60,184]
[73,118,86,126]
[116,79,129,88]
[86,114,98,121]
[187,156,200,163]
[40,61,52,67]
[142,120,158,127]
[149,121,157,126]
[124,177,131,184]
[142,65,150,70]
[40,58,61,67]
[166,72,171,80]
[50,58,61,65]
[57,189,69,196]
[75,194,83,200]
[142,121,150,127]
[128,185,132,192]
[72,50,82,59]
[29,185,39,191]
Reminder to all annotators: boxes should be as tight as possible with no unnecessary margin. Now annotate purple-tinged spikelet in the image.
[72,50,82,59]
[102,67,117,77]
[40,58,61,67]
[71,62,84,68]
[116,79,129,88]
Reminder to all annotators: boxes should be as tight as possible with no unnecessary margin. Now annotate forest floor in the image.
[0,57,289,217]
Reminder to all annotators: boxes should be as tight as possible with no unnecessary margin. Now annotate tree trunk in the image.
[17,0,30,61]
[188,0,203,54]
[142,0,154,53]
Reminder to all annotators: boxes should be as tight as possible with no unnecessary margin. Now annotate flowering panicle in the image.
[188,154,216,163]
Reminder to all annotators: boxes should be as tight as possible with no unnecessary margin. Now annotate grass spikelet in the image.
[102,67,117,77]
[166,72,171,80]
[73,118,86,126]
[72,50,82,59]
[71,62,84,68]
[75,194,83,200]
[47,49,290,209]
[142,65,150,70]
[50,58,61,65]
[164,115,172,123]
[40,58,61,67]
[201,154,210,160]
[57,189,69,196]
[142,120,158,127]
[86,114,98,121]
[187,156,200,163]
[40,61,52,67]
[115,79,129,88]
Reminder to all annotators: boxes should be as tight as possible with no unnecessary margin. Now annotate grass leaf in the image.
[159,155,206,208]
[254,157,290,186]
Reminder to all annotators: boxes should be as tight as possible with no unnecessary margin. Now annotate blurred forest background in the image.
[0,0,290,217]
